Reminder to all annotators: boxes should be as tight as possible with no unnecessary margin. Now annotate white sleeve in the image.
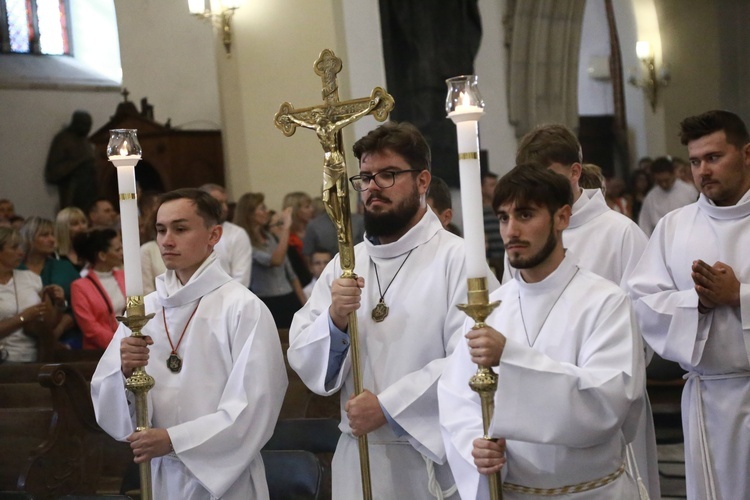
[627,221,711,366]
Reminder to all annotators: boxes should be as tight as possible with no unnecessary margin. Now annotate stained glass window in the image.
[1,0,70,54]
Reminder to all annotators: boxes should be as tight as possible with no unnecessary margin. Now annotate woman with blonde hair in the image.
[19,216,80,347]
[282,191,314,287]
[234,192,306,327]
[55,206,88,271]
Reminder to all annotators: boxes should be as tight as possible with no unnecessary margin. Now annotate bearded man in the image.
[440,165,646,499]
[288,121,498,499]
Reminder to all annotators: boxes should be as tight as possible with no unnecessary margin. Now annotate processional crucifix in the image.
[274,49,394,500]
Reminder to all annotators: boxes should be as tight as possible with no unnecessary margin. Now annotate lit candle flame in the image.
[119,140,129,156]
[460,91,471,107]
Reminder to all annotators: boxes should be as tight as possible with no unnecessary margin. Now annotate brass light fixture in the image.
[628,41,670,111]
[188,0,243,56]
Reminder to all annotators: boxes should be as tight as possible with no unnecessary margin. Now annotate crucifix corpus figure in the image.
[274,49,394,272]
[274,49,394,500]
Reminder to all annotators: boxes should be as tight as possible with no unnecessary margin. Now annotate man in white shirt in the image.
[440,165,645,499]
[637,156,699,236]
[628,110,750,499]
[91,188,287,499]
[200,183,252,287]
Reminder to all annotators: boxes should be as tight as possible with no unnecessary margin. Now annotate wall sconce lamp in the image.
[628,41,670,111]
[188,0,243,56]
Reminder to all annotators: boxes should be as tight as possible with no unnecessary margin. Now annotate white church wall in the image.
[475,0,518,177]
[652,0,721,158]
[578,0,614,117]
[615,0,668,165]
[217,1,341,210]
[115,0,221,130]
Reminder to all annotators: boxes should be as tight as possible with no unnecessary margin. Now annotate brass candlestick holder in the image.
[117,295,155,500]
[457,277,503,500]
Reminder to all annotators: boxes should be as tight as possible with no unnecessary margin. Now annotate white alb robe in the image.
[638,179,699,236]
[91,253,287,499]
[501,188,658,498]
[441,254,645,499]
[288,209,498,500]
[627,191,750,500]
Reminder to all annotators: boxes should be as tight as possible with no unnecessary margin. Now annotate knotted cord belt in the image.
[503,462,626,496]
[685,370,750,500]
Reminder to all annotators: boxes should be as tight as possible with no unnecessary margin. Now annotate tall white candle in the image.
[453,120,487,279]
[114,161,144,297]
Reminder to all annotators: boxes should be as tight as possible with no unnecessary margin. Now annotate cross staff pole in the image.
[274,49,394,500]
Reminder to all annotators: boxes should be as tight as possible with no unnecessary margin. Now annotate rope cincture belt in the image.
[503,462,626,496]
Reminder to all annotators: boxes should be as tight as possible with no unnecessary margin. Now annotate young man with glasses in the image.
[288,121,498,499]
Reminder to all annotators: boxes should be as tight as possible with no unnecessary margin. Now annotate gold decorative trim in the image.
[119,193,136,200]
[504,463,626,496]
[458,152,478,160]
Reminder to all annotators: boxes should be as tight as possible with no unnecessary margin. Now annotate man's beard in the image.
[507,224,557,269]
[364,186,421,238]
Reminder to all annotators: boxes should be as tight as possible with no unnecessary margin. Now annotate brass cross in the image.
[274,49,394,273]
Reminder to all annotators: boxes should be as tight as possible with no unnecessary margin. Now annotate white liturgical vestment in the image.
[288,209,498,500]
[501,187,658,498]
[441,254,645,499]
[91,253,287,499]
[628,191,750,500]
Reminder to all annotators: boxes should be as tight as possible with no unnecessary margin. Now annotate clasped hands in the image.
[691,259,741,312]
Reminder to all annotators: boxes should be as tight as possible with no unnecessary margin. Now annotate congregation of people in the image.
[1,108,748,499]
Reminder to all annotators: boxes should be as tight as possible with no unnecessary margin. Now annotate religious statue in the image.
[44,110,98,211]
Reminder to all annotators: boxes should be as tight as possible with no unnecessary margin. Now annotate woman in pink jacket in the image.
[71,229,125,350]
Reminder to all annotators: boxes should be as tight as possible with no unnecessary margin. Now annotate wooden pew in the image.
[0,324,337,498]
[0,363,132,499]
[0,380,53,492]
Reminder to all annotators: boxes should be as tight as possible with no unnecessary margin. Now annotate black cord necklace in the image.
[371,249,414,322]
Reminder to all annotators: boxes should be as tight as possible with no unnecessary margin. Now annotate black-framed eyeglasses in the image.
[349,169,422,192]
